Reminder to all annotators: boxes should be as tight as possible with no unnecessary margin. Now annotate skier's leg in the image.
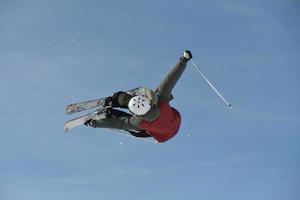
[106,109,152,138]
[156,57,188,101]
[89,108,142,131]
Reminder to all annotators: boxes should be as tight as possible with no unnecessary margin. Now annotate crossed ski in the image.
[64,87,146,132]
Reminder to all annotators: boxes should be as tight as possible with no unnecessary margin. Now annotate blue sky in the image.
[0,0,299,199]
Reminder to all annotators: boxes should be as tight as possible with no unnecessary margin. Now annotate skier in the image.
[85,50,193,143]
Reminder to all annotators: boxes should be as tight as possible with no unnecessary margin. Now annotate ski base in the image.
[66,98,105,115]
[64,108,107,132]
[65,87,146,115]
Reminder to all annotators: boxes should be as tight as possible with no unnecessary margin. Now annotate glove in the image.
[182,50,193,60]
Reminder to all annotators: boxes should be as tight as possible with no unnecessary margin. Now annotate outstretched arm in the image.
[155,51,192,102]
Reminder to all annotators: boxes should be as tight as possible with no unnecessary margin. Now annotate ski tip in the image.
[64,126,69,133]
[66,107,72,115]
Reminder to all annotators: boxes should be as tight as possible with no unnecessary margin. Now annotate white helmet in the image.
[128,95,151,116]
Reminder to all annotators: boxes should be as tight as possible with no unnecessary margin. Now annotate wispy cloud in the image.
[221,1,260,18]
[5,166,153,187]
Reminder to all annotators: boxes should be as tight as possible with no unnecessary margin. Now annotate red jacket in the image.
[140,101,181,143]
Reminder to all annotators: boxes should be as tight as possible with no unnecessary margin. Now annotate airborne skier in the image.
[83,50,193,143]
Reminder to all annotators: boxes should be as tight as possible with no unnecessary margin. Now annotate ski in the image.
[64,108,107,132]
[66,87,147,115]
[66,98,106,115]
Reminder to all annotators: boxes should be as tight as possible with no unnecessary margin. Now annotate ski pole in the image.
[191,59,232,109]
